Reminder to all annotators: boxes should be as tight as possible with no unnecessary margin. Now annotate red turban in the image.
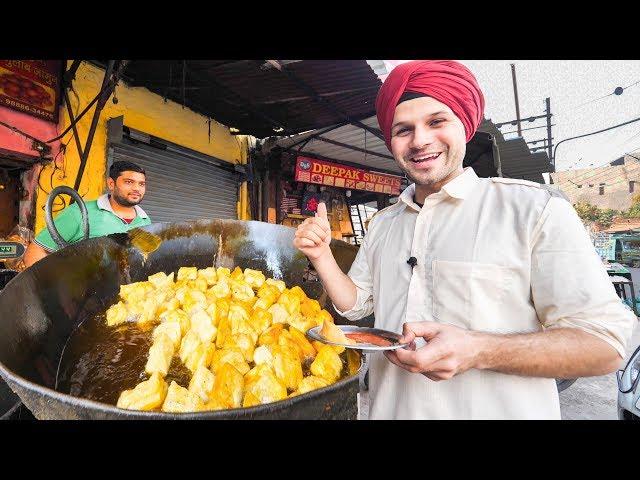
[375,60,485,151]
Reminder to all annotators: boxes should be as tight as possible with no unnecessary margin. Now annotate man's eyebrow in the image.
[392,111,449,129]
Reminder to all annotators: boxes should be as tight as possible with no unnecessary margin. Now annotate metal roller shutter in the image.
[108,138,239,222]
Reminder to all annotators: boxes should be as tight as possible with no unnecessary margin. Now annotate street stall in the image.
[0,59,385,419]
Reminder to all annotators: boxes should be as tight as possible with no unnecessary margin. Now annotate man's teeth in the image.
[412,153,440,162]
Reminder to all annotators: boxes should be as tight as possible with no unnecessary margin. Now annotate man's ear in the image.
[106,177,115,192]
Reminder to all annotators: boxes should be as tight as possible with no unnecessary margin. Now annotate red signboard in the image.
[294,156,402,195]
[0,60,62,123]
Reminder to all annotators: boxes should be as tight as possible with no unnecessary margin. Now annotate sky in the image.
[381,60,640,173]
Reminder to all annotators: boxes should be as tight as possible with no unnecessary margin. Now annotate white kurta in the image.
[335,168,636,419]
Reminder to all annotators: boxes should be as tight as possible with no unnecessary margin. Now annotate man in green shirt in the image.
[23,160,152,267]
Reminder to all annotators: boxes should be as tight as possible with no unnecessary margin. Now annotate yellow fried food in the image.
[292,375,330,396]
[258,323,284,346]
[277,289,301,316]
[225,333,255,363]
[248,308,272,336]
[177,266,198,281]
[265,278,286,293]
[268,303,289,325]
[162,381,205,413]
[310,345,343,383]
[243,364,287,406]
[190,308,218,344]
[288,327,317,360]
[152,321,182,349]
[183,342,215,373]
[210,363,244,409]
[160,308,190,336]
[106,301,128,326]
[112,265,349,413]
[197,267,217,286]
[243,268,266,289]
[272,344,303,391]
[210,347,250,375]
[148,271,175,290]
[117,372,168,411]
[319,319,355,346]
[188,364,216,403]
[182,289,207,313]
[144,333,175,377]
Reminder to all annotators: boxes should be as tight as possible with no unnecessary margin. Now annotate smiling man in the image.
[293,60,636,419]
[24,160,151,267]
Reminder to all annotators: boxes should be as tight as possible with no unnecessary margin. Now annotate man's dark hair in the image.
[109,160,146,180]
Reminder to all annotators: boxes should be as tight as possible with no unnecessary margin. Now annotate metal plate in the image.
[306,325,410,353]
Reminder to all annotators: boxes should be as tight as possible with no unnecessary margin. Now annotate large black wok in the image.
[0,219,368,419]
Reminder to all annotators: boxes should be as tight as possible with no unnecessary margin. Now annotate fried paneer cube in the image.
[300,298,322,318]
[210,363,244,409]
[127,296,159,324]
[145,333,175,377]
[292,375,330,396]
[319,319,355,346]
[197,267,217,286]
[248,308,272,336]
[228,305,258,344]
[179,330,202,364]
[182,289,207,313]
[160,308,190,336]
[287,313,316,334]
[190,308,218,344]
[209,277,231,299]
[152,321,182,349]
[192,277,208,293]
[161,381,205,413]
[310,345,343,384]
[205,302,219,327]
[177,266,198,281]
[289,286,307,302]
[277,330,304,361]
[255,283,280,311]
[157,297,180,316]
[258,323,284,346]
[185,342,215,373]
[243,364,287,406]
[225,333,255,363]
[272,345,303,391]
[265,278,286,293]
[216,316,231,349]
[119,281,154,304]
[230,266,245,281]
[188,364,216,403]
[210,347,250,376]
[216,267,231,279]
[288,327,317,360]
[277,290,301,316]
[148,271,175,290]
[253,345,274,367]
[106,301,128,326]
[117,372,168,411]
[268,303,289,326]
[243,268,266,289]
[230,280,255,303]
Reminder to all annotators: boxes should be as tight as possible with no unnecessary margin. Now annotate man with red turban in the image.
[294,60,634,419]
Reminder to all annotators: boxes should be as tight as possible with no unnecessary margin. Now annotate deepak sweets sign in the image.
[294,156,402,195]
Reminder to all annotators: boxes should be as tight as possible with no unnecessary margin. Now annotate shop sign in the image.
[294,156,402,195]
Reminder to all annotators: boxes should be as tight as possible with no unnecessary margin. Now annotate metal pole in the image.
[510,64,523,137]
[545,97,553,166]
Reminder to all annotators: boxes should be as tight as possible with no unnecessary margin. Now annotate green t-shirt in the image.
[35,194,152,252]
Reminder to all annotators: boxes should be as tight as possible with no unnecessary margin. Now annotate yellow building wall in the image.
[34,60,250,233]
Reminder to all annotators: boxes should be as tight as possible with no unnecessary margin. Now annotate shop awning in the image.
[120,60,383,139]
